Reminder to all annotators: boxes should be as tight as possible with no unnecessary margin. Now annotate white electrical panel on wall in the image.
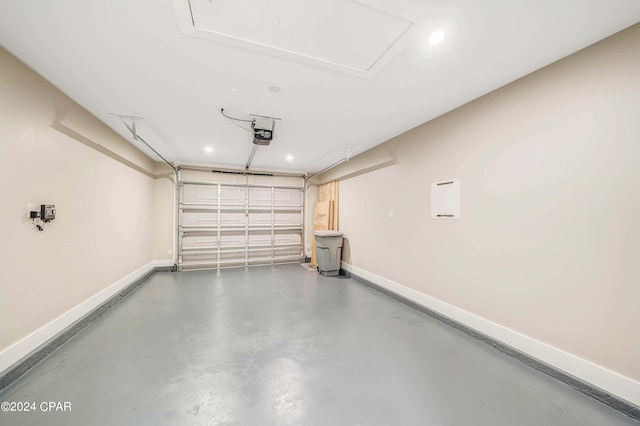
[431,178,461,219]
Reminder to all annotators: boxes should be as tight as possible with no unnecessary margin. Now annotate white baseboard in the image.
[152,259,175,268]
[0,260,163,376]
[342,262,640,406]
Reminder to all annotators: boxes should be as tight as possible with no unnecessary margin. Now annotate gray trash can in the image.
[314,230,344,277]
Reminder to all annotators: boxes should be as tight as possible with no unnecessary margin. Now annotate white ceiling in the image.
[1,0,639,174]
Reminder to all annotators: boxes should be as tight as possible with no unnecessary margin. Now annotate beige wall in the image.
[304,184,318,257]
[0,47,156,351]
[324,24,640,381]
[153,162,175,261]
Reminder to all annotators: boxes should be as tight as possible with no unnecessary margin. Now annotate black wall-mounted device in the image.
[40,205,56,222]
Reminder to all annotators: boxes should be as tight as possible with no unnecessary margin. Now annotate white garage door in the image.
[178,180,304,271]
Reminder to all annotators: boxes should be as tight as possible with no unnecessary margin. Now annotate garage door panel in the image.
[220,232,246,247]
[248,250,269,259]
[248,231,271,246]
[220,251,245,262]
[276,246,302,258]
[248,212,271,225]
[248,187,272,205]
[274,231,301,245]
[274,212,301,226]
[181,252,217,268]
[183,185,218,204]
[194,253,217,262]
[221,187,245,205]
[179,181,303,270]
[274,188,301,206]
[220,212,245,226]
[182,211,218,226]
[182,234,217,249]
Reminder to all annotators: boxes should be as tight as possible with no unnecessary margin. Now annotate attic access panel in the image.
[175,0,422,78]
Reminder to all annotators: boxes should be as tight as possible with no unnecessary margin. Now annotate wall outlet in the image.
[388,210,394,219]
[27,203,36,218]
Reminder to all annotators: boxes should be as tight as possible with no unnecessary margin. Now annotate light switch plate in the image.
[27,203,36,218]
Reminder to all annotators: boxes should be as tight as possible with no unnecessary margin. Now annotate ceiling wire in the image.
[220,108,254,133]
[220,108,253,123]
[233,122,253,133]
[220,108,254,123]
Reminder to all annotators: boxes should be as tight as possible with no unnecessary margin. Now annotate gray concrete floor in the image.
[0,264,636,425]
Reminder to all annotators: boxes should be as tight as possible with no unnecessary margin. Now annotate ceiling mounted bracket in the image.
[110,113,144,139]
[345,144,362,161]
[110,113,176,172]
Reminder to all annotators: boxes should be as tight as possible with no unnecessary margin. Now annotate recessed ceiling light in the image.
[269,85,281,93]
[204,146,214,154]
[285,154,294,162]
[428,30,445,46]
